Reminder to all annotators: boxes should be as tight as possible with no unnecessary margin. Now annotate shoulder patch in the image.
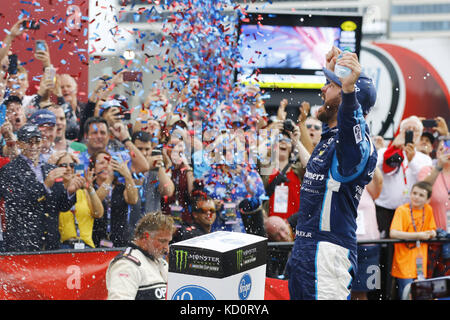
[112,247,141,266]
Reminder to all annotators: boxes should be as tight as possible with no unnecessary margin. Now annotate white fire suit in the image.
[106,243,168,300]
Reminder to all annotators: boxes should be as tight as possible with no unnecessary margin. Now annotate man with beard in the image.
[106,212,174,300]
[287,46,378,300]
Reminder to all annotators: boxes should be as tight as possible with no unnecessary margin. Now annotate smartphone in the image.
[444,139,450,155]
[122,112,131,120]
[35,40,46,52]
[151,148,162,157]
[7,54,18,75]
[422,119,437,128]
[405,130,414,145]
[122,71,142,82]
[74,164,84,177]
[44,66,56,88]
[0,103,6,127]
[22,20,40,30]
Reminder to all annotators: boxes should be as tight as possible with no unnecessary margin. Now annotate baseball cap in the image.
[16,123,42,142]
[28,109,56,126]
[322,68,377,116]
[421,131,435,145]
[3,95,22,107]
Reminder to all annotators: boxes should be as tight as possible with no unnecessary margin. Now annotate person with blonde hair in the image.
[56,152,104,249]
[106,212,174,300]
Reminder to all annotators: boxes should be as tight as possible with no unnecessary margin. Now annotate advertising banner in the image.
[168,231,268,300]
[0,248,289,300]
[0,249,120,300]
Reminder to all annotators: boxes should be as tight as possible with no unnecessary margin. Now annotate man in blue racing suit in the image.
[287,46,378,300]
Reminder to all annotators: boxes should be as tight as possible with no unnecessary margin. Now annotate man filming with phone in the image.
[128,131,174,231]
[375,116,433,239]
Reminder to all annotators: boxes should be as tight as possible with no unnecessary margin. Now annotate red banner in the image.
[0,0,89,97]
[0,250,120,300]
[0,250,290,300]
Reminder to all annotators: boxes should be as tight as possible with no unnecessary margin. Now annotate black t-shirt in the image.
[92,183,130,247]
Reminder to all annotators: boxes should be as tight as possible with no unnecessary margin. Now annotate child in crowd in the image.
[390,181,437,299]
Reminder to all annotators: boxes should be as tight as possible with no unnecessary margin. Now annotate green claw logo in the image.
[175,250,188,271]
[236,249,243,271]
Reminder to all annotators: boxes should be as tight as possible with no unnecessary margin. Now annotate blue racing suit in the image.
[287,91,378,300]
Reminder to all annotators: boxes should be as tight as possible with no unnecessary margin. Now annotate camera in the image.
[422,119,437,128]
[7,54,18,75]
[283,119,295,133]
[151,147,162,157]
[22,20,40,30]
[122,71,143,82]
[385,152,403,168]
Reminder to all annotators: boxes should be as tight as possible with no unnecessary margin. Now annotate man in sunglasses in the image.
[171,181,217,243]
[0,124,84,252]
[305,117,322,148]
[27,109,57,163]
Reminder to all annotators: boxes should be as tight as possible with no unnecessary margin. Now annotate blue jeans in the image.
[396,278,414,299]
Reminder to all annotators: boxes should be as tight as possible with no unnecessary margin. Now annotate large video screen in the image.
[236,12,363,89]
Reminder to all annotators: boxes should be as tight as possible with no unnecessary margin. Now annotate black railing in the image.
[266,238,450,300]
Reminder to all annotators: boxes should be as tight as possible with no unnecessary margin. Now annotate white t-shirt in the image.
[375,147,432,210]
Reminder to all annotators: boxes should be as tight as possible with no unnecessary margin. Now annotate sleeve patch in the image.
[353,124,362,144]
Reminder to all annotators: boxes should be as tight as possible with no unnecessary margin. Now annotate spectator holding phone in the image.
[0,19,39,110]
[5,65,36,113]
[128,131,174,231]
[161,128,195,224]
[417,131,435,158]
[56,152,104,249]
[417,116,448,158]
[90,149,138,248]
[375,116,433,238]
[0,19,26,68]
[79,116,149,177]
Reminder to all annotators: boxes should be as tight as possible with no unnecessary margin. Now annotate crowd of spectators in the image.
[0,18,448,300]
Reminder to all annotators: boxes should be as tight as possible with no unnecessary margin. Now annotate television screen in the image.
[235,12,363,89]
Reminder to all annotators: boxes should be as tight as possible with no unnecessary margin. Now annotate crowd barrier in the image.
[0,238,448,300]
[266,238,450,300]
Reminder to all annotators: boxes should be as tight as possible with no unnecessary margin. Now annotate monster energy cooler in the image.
[168,231,267,300]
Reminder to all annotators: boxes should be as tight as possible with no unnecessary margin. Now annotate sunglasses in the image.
[58,162,76,169]
[196,208,216,215]
[306,124,321,130]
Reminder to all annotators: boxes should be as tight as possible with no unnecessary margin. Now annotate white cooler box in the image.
[167,231,267,300]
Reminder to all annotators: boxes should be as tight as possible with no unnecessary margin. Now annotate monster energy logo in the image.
[236,249,243,271]
[175,250,188,271]
[236,248,257,271]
